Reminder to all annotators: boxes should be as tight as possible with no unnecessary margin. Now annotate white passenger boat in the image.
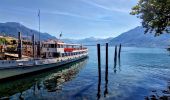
[0,39,88,80]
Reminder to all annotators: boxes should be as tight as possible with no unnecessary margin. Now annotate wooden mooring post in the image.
[114,45,117,68]
[104,43,108,97]
[97,44,101,99]
[97,44,101,78]
[105,43,108,82]
[18,32,22,59]
[37,41,41,58]
[118,44,121,59]
[32,34,35,58]
[118,44,121,68]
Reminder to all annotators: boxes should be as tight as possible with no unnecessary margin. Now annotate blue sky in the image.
[0,0,141,39]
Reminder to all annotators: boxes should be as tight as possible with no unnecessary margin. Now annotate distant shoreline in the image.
[85,44,165,48]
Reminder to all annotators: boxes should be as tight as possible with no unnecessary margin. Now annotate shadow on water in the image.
[114,45,122,74]
[0,58,88,99]
[104,63,108,97]
[96,67,108,99]
[118,57,121,72]
[104,43,109,97]
[97,67,101,100]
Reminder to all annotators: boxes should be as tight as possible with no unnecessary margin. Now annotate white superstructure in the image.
[41,40,88,58]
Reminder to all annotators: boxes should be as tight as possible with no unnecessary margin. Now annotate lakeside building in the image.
[0,35,88,59]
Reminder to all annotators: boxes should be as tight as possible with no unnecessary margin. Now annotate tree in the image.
[131,0,170,36]
[0,38,7,45]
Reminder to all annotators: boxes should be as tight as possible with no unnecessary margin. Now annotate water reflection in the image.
[118,57,121,72]
[44,60,87,92]
[0,58,88,99]
[114,54,121,74]
[104,64,108,97]
[97,74,101,100]
[97,60,101,100]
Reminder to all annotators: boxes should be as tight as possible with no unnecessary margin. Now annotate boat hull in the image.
[0,55,88,81]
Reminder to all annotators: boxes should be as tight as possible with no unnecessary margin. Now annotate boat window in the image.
[51,44,55,48]
[57,44,60,48]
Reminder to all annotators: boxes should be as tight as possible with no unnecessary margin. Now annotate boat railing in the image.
[0,52,88,67]
[0,60,17,68]
[64,48,88,52]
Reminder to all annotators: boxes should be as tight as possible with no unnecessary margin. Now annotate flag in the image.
[38,9,40,17]
[59,32,62,38]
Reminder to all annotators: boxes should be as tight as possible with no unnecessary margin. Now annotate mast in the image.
[38,9,40,42]
[18,23,22,59]
[26,31,28,56]
[37,9,41,58]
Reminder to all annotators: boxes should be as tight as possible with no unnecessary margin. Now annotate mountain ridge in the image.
[109,26,170,47]
[0,22,56,40]
[0,22,170,47]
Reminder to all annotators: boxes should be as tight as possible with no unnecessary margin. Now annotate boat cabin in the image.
[42,40,88,58]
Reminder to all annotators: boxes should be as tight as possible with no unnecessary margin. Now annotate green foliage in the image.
[0,38,7,44]
[131,0,170,36]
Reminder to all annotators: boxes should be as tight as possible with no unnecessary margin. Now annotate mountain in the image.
[109,26,170,48]
[0,22,56,40]
[62,37,113,45]
[1,22,169,47]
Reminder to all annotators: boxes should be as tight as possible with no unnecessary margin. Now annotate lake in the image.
[0,46,170,100]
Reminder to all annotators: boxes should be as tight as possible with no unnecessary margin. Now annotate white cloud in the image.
[79,0,130,13]
[44,10,113,22]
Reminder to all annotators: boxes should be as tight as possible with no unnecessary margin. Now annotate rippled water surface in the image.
[0,46,170,100]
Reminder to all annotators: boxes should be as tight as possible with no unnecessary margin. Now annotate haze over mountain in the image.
[0,22,169,47]
[62,37,113,45]
[62,26,170,47]
[109,26,170,47]
[0,22,56,40]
